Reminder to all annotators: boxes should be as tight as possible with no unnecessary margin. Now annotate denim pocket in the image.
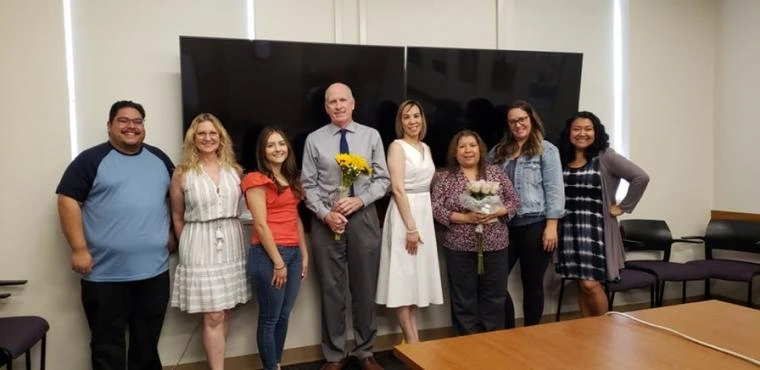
[524,162,542,185]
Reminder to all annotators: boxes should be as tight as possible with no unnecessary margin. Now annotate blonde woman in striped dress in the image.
[170,113,251,370]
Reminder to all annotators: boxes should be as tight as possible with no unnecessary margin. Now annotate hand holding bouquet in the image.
[333,153,372,240]
[459,179,504,274]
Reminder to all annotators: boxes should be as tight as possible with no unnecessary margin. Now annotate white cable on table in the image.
[605,311,760,367]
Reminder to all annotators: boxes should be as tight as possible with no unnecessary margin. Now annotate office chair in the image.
[0,280,49,370]
[555,268,657,321]
[685,219,760,307]
[620,219,709,306]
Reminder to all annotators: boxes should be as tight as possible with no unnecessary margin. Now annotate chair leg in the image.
[2,349,13,370]
[748,281,753,308]
[658,281,665,306]
[607,291,615,311]
[681,281,687,304]
[41,333,46,370]
[650,283,656,308]
[556,279,566,322]
[25,349,30,370]
[704,278,711,299]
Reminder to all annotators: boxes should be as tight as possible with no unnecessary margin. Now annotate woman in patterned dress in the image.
[242,127,308,370]
[431,130,519,335]
[170,113,251,369]
[556,111,649,317]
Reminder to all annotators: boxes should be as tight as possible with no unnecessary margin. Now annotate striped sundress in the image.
[171,166,251,313]
[557,157,606,282]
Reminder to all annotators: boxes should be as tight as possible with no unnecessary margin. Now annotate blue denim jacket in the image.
[488,140,565,219]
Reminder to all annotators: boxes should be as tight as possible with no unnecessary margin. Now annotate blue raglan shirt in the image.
[56,142,174,282]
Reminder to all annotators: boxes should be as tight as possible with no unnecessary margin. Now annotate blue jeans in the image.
[248,245,302,370]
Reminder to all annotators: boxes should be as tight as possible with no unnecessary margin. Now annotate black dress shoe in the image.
[320,358,348,370]
[359,356,384,370]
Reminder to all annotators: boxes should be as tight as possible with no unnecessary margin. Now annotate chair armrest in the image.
[756,241,760,246]
[623,239,647,247]
[0,280,28,286]
[681,235,705,241]
[0,293,10,299]
[673,238,703,244]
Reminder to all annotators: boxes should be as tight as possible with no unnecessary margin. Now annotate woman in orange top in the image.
[241,127,308,370]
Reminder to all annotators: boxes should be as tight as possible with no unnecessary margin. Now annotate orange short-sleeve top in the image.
[241,172,300,246]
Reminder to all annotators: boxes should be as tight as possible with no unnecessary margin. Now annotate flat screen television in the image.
[180,37,583,226]
[406,47,583,166]
[180,36,405,172]
[180,37,583,169]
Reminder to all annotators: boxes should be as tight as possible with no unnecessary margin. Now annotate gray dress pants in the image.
[310,204,381,361]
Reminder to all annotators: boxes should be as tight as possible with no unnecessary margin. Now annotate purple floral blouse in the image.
[432,165,519,253]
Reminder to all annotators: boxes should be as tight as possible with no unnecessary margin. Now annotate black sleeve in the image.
[55,142,112,202]
[144,144,175,177]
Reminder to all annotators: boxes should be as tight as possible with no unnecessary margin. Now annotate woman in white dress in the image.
[170,113,251,370]
[376,100,443,343]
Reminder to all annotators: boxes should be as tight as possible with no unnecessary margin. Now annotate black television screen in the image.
[180,37,583,170]
[179,37,583,227]
[180,37,405,172]
[406,47,583,166]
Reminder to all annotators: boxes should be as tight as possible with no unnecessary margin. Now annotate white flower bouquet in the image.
[459,180,504,274]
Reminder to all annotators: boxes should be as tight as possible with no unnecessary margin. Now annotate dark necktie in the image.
[339,128,349,154]
[339,129,354,196]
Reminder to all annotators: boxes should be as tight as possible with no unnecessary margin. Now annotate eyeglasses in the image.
[507,116,529,126]
[114,116,144,126]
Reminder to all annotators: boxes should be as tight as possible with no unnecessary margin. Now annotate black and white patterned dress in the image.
[557,157,606,282]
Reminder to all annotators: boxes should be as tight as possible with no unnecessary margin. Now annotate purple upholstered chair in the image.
[554,268,657,322]
[0,280,49,370]
[685,219,760,307]
[620,219,710,306]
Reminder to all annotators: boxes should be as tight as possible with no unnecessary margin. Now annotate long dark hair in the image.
[492,100,546,163]
[557,111,610,166]
[446,129,488,178]
[255,127,302,197]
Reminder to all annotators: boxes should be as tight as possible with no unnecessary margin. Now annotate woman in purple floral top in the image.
[432,130,519,335]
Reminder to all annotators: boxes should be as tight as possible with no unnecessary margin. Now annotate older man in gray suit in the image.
[302,82,390,370]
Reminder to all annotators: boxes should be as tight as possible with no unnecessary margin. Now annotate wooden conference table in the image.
[394,300,760,369]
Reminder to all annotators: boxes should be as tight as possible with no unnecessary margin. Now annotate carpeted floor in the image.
[281,351,408,370]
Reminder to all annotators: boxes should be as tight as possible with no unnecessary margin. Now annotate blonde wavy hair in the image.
[177,113,241,175]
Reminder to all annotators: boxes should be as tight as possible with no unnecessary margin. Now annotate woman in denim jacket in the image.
[488,100,565,327]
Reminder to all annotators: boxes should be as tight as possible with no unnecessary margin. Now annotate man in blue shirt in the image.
[56,100,175,370]
[302,83,390,370]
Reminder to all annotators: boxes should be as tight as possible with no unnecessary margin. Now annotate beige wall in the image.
[714,0,760,213]
[2,0,754,369]
[0,0,89,368]
[627,1,716,248]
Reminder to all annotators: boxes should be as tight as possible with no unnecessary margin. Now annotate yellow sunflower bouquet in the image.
[335,153,372,190]
[333,153,372,239]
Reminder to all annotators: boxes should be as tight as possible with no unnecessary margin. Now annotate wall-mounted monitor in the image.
[406,47,583,166]
[180,36,405,172]
[180,37,583,225]
[180,37,583,171]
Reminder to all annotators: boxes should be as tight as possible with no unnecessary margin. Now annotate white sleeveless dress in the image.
[376,140,443,307]
[171,167,251,313]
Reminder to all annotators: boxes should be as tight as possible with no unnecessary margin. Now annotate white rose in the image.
[482,182,494,195]
[491,182,501,194]
[470,181,482,193]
